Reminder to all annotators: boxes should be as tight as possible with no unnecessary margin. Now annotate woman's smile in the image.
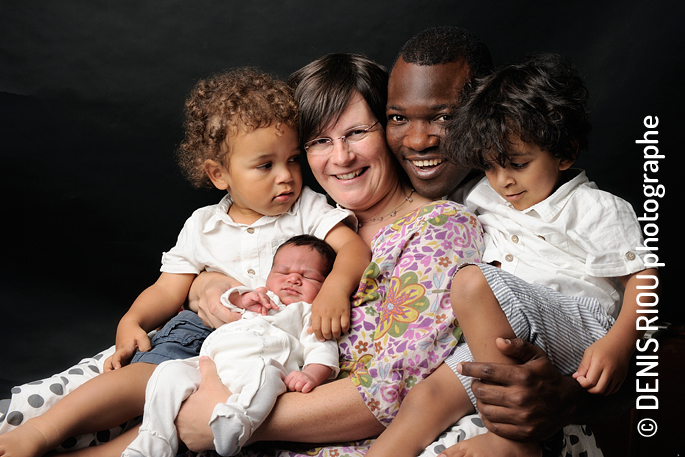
[334,168,367,181]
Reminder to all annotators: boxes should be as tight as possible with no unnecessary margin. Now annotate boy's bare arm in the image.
[574,268,659,394]
[107,272,195,370]
[313,223,371,340]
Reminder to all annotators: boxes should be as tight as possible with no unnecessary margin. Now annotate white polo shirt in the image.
[160,187,354,290]
[465,170,650,318]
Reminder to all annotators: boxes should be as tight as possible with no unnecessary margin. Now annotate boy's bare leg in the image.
[451,265,518,364]
[0,363,155,457]
[366,364,473,457]
[440,266,541,456]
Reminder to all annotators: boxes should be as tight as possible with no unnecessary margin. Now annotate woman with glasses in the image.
[178,53,485,457]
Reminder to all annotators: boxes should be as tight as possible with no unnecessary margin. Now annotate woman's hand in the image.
[188,271,244,329]
[176,356,232,452]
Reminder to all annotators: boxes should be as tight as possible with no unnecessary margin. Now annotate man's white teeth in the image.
[336,169,363,180]
[412,159,444,168]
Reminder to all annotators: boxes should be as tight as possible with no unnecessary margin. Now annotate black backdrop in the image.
[1,0,680,429]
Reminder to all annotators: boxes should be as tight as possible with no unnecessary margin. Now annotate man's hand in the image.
[457,338,585,442]
[105,320,151,371]
[176,356,232,452]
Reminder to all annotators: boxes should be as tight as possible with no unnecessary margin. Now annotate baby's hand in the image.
[284,370,319,393]
[309,294,350,341]
[235,287,278,315]
[106,321,151,371]
[285,364,332,393]
[572,337,630,395]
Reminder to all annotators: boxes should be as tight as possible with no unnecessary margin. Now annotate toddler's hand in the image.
[309,295,350,341]
[106,321,151,371]
[572,337,630,395]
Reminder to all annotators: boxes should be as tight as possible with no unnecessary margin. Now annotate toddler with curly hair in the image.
[0,67,368,457]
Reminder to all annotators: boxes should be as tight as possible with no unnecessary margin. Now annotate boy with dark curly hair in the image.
[367,53,658,457]
[0,68,368,457]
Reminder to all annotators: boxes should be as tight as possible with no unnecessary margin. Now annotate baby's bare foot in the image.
[439,431,541,457]
[0,417,60,457]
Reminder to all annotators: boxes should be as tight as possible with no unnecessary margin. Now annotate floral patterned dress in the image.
[231,200,484,457]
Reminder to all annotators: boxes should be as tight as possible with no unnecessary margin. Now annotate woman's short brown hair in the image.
[288,53,388,147]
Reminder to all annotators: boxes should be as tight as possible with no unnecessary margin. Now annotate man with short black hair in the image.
[384,26,628,456]
[386,26,492,199]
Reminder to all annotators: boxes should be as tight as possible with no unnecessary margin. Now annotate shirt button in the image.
[625,251,636,261]
[247,227,255,234]
[505,254,514,262]
[247,269,255,275]
[511,235,519,243]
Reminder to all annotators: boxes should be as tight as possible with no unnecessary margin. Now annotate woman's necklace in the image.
[358,189,415,228]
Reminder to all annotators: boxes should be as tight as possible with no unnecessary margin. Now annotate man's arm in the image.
[457,337,634,441]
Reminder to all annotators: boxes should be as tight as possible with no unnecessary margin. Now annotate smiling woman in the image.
[170,52,485,457]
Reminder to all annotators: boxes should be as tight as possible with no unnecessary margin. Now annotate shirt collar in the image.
[203,191,302,233]
[526,169,587,220]
[470,169,589,222]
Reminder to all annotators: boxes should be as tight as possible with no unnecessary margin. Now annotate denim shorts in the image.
[131,310,213,365]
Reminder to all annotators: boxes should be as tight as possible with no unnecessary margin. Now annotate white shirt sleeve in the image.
[564,187,650,278]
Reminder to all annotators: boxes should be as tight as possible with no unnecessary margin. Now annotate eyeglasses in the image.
[304,121,380,155]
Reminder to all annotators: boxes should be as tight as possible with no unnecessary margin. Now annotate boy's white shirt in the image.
[465,169,650,318]
[159,186,354,289]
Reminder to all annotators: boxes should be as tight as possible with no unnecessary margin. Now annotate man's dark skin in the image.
[386,57,472,199]
[385,56,633,442]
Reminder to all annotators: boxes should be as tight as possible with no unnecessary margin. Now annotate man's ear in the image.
[204,159,230,190]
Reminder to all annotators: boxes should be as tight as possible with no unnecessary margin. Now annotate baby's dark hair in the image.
[177,67,298,188]
[275,235,337,277]
[445,53,591,170]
